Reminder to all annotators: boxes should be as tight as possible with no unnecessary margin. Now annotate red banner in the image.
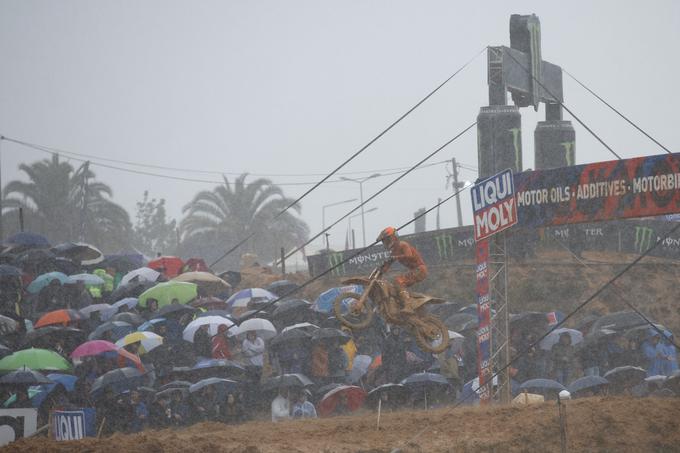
[475,239,492,404]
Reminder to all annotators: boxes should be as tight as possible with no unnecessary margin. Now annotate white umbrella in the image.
[80,303,112,316]
[236,318,277,340]
[183,316,236,342]
[226,288,277,309]
[282,322,319,333]
[448,330,465,354]
[540,328,583,350]
[119,267,161,287]
[116,331,163,354]
[69,273,106,286]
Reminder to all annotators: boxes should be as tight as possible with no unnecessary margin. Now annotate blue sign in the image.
[51,409,96,441]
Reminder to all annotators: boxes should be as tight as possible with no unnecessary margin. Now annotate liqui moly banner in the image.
[50,409,96,441]
[471,169,518,241]
[475,240,492,404]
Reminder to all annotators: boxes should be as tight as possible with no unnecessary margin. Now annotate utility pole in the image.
[79,161,90,242]
[452,158,464,227]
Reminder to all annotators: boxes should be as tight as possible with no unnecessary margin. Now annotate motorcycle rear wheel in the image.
[413,314,450,354]
[333,292,374,330]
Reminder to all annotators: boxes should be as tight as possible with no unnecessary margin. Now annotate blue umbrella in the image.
[519,378,566,393]
[90,367,145,398]
[0,265,21,278]
[138,318,167,332]
[192,358,246,374]
[30,373,78,407]
[102,297,139,321]
[401,372,449,387]
[568,376,609,395]
[88,321,135,341]
[27,272,73,294]
[312,285,363,313]
[4,232,50,249]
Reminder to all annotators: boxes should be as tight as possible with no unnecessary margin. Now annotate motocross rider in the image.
[377,227,428,313]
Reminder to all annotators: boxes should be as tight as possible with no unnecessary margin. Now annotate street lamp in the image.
[340,173,381,247]
[348,207,378,249]
[321,198,357,249]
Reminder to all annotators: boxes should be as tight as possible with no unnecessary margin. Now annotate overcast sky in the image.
[1,0,679,257]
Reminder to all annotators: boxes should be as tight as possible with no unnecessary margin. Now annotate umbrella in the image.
[226,288,277,311]
[568,376,609,395]
[71,340,118,359]
[138,281,198,308]
[509,312,549,331]
[17,249,56,264]
[34,309,85,328]
[447,330,465,354]
[235,309,273,323]
[21,326,84,348]
[119,267,161,287]
[0,348,72,372]
[311,328,350,344]
[444,313,478,332]
[51,242,103,265]
[189,377,240,394]
[100,254,144,274]
[88,321,135,341]
[109,280,156,302]
[366,383,410,408]
[68,273,105,286]
[155,388,189,400]
[196,309,232,319]
[29,373,78,408]
[183,316,235,342]
[519,379,566,393]
[173,272,231,295]
[317,385,367,417]
[90,367,145,397]
[4,232,50,249]
[266,280,300,297]
[26,272,72,294]
[102,297,139,321]
[0,265,21,278]
[0,344,13,359]
[157,380,192,391]
[191,358,246,378]
[262,373,314,391]
[0,367,53,385]
[236,318,277,340]
[116,332,163,354]
[539,328,584,350]
[312,285,363,313]
[151,303,197,319]
[590,311,648,334]
[401,372,450,388]
[147,256,184,278]
[272,299,311,319]
[664,373,680,394]
[110,312,145,326]
[79,303,112,317]
[281,322,319,334]
[0,315,19,336]
[603,366,647,387]
[190,297,229,311]
[269,328,311,348]
[52,257,80,275]
[138,318,167,332]
[183,258,209,272]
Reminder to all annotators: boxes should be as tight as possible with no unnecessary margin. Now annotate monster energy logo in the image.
[434,234,454,259]
[634,226,655,253]
[327,252,346,276]
[560,141,575,166]
[509,128,521,171]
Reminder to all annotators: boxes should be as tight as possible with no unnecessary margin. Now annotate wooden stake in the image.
[97,417,107,439]
[376,397,382,430]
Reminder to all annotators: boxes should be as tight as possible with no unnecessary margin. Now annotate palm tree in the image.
[3,154,133,251]
[180,174,309,265]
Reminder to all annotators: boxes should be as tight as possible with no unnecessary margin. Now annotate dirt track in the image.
[6,397,680,452]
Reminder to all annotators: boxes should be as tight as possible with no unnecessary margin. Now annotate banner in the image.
[50,409,96,441]
[515,152,680,227]
[475,240,492,404]
[0,409,37,446]
[471,169,518,241]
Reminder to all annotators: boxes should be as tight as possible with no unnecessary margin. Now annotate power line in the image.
[388,220,680,452]
[502,48,621,160]
[563,69,673,155]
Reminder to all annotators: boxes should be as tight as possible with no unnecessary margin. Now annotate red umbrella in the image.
[70,340,145,372]
[183,258,209,272]
[318,385,367,417]
[34,309,84,328]
[148,256,184,278]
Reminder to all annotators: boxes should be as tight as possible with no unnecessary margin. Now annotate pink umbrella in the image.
[71,340,118,359]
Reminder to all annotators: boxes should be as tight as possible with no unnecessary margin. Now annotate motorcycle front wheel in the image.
[333,292,374,330]
[413,315,450,354]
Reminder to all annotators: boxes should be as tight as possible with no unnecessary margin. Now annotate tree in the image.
[180,174,309,266]
[133,191,177,257]
[2,154,133,252]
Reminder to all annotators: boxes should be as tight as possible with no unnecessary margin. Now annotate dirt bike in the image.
[333,265,450,354]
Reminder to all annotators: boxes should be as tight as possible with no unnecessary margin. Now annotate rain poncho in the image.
[660,337,678,375]
[642,339,664,376]
[241,336,265,367]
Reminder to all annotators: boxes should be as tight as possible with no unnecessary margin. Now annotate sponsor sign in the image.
[0,409,37,446]
[515,152,680,227]
[471,169,518,241]
[50,409,96,441]
[475,240,492,404]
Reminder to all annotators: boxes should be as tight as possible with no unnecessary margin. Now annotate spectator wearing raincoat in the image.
[212,324,232,359]
[642,331,664,377]
[550,332,576,385]
[271,388,290,422]
[242,331,265,367]
[660,331,678,375]
[292,390,317,419]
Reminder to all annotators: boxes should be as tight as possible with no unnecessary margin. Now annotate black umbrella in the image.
[0,265,21,278]
[157,380,192,391]
[109,280,156,302]
[366,383,410,408]
[0,343,13,359]
[444,313,477,332]
[99,255,141,274]
[235,310,272,323]
[0,315,18,336]
[509,312,548,331]
[87,321,134,341]
[155,387,189,400]
[311,327,350,344]
[16,249,55,264]
[272,299,312,319]
[0,366,53,385]
[590,311,647,334]
[568,375,609,395]
[315,382,344,397]
[152,304,197,319]
[262,373,314,391]
[52,257,80,275]
[401,372,450,388]
[189,358,246,381]
[663,372,680,394]
[603,366,647,388]
[427,301,464,320]
[90,367,145,397]
[51,242,102,263]
[519,378,566,393]
[21,326,85,348]
[189,377,240,394]
[4,232,50,249]
[266,280,300,297]
[110,312,145,326]
[269,328,311,348]
[217,271,241,288]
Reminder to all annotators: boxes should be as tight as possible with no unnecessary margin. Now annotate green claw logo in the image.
[509,128,521,171]
[560,141,575,166]
[328,252,346,276]
[434,234,454,259]
[634,226,654,253]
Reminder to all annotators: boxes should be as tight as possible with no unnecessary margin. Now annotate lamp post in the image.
[348,207,378,248]
[340,173,381,247]
[321,198,357,249]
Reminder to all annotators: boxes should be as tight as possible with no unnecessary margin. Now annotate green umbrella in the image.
[0,348,72,372]
[138,282,198,309]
